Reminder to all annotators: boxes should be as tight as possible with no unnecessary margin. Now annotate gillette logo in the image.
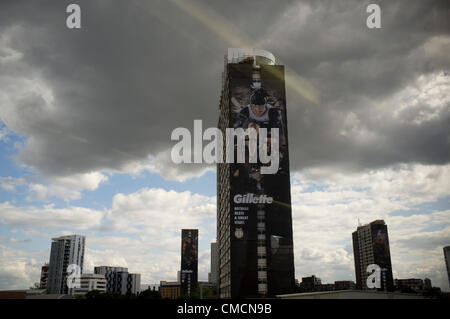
[234,194,273,204]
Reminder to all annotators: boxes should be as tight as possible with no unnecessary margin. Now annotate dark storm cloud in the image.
[0,0,448,179]
[262,0,450,171]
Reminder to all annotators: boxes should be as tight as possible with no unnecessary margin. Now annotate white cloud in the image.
[0,176,25,192]
[391,71,450,125]
[52,172,108,192]
[118,150,213,182]
[21,171,108,202]
[83,247,129,272]
[0,202,105,230]
[108,187,215,236]
[0,244,47,290]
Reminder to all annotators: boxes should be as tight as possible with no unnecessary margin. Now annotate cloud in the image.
[121,151,213,182]
[0,122,15,143]
[0,176,25,192]
[0,202,105,230]
[25,171,108,202]
[0,172,108,202]
[108,187,216,237]
[0,244,46,289]
[0,0,447,182]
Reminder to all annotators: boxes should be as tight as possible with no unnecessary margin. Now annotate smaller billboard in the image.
[180,229,198,296]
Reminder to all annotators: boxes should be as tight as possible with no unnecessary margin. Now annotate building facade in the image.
[424,278,432,290]
[394,278,425,292]
[73,274,107,295]
[141,283,160,292]
[47,235,85,294]
[352,220,394,291]
[444,246,450,287]
[94,266,140,295]
[180,229,198,296]
[160,281,181,299]
[217,48,295,298]
[210,242,219,287]
[300,275,322,291]
[40,264,49,289]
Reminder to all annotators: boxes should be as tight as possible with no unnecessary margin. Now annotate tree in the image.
[29,282,41,290]
[84,290,104,299]
[138,289,161,299]
[423,287,443,299]
[178,284,215,299]
[400,287,417,294]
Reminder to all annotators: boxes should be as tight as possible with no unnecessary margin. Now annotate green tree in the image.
[178,284,215,299]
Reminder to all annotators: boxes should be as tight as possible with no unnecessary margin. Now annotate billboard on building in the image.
[227,62,295,297]
[180,229,198,296]
[370,223,394,291]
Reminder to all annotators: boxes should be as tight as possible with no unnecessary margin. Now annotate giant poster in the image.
[228,62,295,297]
[370,223,394,291]
[180,229,198,296]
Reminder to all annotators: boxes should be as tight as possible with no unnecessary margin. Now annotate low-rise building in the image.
[94,266,140,295]
[335,280,356,290]
[394,278,424,292]
[319,283,335,291]
[300,275,322,291]
[73,274,107,295]
[160,281,181,299]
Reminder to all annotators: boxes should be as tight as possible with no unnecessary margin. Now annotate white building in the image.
[73,274,107,295]
[94,266,140,295]
[47,235,86,294]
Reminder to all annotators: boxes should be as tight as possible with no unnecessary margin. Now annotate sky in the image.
[0,0,449,291]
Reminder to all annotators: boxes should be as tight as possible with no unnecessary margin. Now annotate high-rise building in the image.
[444,246,450,287]
[94,266,140,295]
[73,274,107,295]
[352,220,394,291]
[47,235,85,294]
[217,48,295,298]
[210,242,219,286]
[39,263,49,289]
[180,229,198,296]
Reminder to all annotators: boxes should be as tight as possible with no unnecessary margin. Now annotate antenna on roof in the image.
[357,217,361,227]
